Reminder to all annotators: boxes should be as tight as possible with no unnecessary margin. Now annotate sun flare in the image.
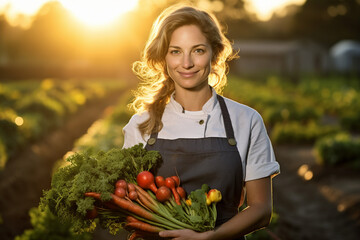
[249,0,306,20]
[0,0,138,28]
[60,0,138,27]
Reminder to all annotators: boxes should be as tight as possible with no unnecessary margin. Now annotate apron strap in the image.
[147,132,158,146]
[217,95,237,146]
[147,95,237,146]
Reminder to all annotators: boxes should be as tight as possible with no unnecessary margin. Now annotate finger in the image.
[159,230,181,238]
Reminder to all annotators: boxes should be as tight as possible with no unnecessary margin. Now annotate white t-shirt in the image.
[123,88,280,182]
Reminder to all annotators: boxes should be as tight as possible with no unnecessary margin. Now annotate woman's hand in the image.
[159,229,214,240]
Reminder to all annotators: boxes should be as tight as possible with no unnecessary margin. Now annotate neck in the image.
[174,86,212,111]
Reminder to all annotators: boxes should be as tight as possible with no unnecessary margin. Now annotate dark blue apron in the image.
[145,95,244,239]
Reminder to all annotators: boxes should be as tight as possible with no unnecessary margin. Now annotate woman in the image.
[123,4,280,240]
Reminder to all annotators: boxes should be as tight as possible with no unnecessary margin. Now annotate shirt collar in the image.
[168,87,218,114]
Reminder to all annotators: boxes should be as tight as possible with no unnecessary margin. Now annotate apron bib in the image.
[145,95,244,238]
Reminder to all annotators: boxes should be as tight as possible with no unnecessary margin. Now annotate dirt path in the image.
[273,145,360,240]
[0,90,126,240]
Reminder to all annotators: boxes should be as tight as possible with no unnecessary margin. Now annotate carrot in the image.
[126,221,165,233]
[110,194,157,220]
[85,192,196,231]
[128,231,144,240]
[134,187,158,212]
[128,230,158,240]
[165,177,181,205]
[133,184,157,205]
[126,215,165,233]
[84,192,101,200]
[85,192,155,221]
[126,215,141,223]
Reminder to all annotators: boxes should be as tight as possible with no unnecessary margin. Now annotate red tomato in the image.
[156,186,171,202]
[127,183,136,192]
[115,179,127,190]
[115,187,126,198]
[137,171,157,193]
[171,176,180,187]
[176,186,187,199]
[155,176,165,187]
[128,191,138,200]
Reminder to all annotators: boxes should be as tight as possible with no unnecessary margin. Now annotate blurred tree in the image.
[291,0,360,47]
[18,1,82,65]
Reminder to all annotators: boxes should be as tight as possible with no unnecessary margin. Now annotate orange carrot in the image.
[133,185,157,205]
[84,192,101,199]
[128,230,157,240]
[110,194,156,220]
[126,215,141,223]
[126,221,165,233]
[85,192,154,221]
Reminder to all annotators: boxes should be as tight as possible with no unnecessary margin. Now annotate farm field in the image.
[1,75,360,240]
[0,78,130,239]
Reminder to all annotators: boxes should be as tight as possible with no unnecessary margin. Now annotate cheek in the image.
[165,56,178,70]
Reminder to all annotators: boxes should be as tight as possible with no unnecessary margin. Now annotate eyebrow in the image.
[168,44,208,49]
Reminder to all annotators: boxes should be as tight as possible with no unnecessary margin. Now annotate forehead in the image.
[169,25,209,46]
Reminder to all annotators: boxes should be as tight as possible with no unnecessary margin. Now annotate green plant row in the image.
[224,75,360,139]
[15,91,134,240]
[224,75,360,168]
[315,133,360,168]
[0,78,126,169]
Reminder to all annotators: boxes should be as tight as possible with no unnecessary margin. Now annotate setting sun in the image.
[60,0,138,27]
[249,0,306,20]
[0,0,139,28]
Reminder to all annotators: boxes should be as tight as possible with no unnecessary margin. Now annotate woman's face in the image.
[165,24,212,92]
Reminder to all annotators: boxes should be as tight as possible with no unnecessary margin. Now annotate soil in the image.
[273,145,360,240]
[1,98,360,240]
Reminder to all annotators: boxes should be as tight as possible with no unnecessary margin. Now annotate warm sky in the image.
[0,0,306,28]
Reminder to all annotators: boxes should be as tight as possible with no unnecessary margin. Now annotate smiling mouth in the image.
[178,71,198,78]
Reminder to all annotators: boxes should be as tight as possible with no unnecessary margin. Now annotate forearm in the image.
[210,177,273,240]
[209,203,272,240]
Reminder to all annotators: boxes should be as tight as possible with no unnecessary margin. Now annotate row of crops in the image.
[0,78,127,170]
[224,75,360,168]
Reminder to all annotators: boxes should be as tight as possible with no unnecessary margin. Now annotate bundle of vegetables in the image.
[40,144,221,239]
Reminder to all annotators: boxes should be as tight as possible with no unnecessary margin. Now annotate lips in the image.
[178,71,199,78]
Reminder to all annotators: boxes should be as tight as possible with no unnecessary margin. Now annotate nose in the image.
[182,53,194,69]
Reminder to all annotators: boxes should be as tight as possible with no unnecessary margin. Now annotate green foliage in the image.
[0,139,6,169]
[315,133,360,167]
[73,101,132,154]
[271,121,339,145]
[0,78,125,169]
[0,107,25,158]
[225,76,360,147]
[340,112,360,132]
[15,207,92,240]
[40,144,162,233]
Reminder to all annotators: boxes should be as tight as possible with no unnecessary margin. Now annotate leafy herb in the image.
[40,143,161,233]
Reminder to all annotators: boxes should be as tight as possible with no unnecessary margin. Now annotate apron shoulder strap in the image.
[147,132,158,146]
[216,95,237,146]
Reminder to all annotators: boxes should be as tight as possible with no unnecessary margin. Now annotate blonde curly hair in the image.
[130,4,237,136]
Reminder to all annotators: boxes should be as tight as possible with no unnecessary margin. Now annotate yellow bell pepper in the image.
[207,189,222,203]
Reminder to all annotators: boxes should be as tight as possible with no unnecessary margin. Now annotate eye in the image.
[194,48,205,54]
[169,49,181,55]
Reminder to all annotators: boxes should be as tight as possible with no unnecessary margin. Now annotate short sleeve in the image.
[245,112,280,181]
[122,113,149,149]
